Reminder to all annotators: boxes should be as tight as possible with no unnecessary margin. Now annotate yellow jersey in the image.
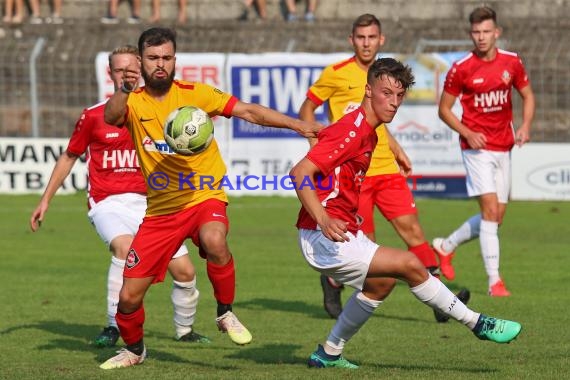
[306,56,399,176]
[125,80,237,216]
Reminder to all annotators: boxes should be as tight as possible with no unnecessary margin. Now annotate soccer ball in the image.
[164,106,214,155]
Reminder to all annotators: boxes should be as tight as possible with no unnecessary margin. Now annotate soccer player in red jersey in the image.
[299,14,462,322]
[434,6,535,297]
[99,27,321,369]
[30,45,209,348]
[291,57,523,369]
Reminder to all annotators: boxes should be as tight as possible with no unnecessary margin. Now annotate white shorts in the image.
[462,149,511,203]
[298,229,379,290]
[87,193,187,258]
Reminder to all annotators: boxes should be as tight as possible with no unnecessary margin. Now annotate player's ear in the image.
[379,33,386,47]
[495,26,502,39]
[348,34,354,48]
[364,83,372,98]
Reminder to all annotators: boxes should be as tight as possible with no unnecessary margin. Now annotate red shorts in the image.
[358,173,417,233]
[125,198,229,283]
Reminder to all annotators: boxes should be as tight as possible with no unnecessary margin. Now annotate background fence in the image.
[1,0,569,141]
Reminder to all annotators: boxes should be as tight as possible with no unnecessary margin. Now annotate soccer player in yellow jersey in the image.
[99,27,321,370]
[299,14,467,322]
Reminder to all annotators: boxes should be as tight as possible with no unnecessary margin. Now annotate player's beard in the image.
[142,69,175,96]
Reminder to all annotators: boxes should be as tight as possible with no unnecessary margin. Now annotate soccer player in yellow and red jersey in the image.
[99,27,322,370]
[299,14,464,322]
[434,6,535,297]
[30,45,209,349]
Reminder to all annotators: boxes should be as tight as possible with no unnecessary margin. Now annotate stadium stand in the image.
[0,0,569,140]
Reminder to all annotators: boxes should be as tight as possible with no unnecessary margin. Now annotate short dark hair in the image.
[469,6,497,25]
[367,58,415,91]
[138,27,177,55]
[352,13,381,34]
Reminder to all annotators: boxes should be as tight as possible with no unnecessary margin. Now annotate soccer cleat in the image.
[433,288,471,323]
[307,344,358,369]
[93,326,120,348]
[216,311,252,345]
[489,279,511,297]
[99,347,146,369]
[177,330,211,343]
[432,238,456,281]
[472,314,522,343]
[320,274,343,319]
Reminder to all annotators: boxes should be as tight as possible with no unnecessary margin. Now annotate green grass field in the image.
[1,194,569,379]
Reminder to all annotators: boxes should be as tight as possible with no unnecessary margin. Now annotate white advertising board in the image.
[511,143,570,200]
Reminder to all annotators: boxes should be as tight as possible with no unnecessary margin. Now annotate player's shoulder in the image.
[85,100,106,113]
[453,52,475,68]
[497,48,520,59]
[330,56,357,72]
[172,79,197,90]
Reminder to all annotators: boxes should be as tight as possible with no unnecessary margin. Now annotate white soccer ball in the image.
[163,106,214,155]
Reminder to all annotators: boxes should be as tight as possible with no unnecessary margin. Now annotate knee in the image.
[201,229,230,259]
[118,287,143,313]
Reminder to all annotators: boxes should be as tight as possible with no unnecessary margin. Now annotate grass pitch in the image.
[0,194,568,379]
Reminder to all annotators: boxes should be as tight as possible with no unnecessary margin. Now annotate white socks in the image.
[479,220,500,286]
[325,290,382,355]
[410,274,479,329]
[443,214,481,253]
[107,256,125,328]
[171,278,199,339]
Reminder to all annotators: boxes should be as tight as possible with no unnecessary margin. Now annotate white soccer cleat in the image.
[216,311,252,345]
[99,347,146,369]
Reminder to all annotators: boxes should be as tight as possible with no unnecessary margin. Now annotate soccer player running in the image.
[29,45,209,348]
[433,6,535,296]
[99,27,322,369]
[291,57,522,369]
[298,13,466,322]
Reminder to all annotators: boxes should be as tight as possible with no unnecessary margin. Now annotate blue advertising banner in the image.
[227,53,349,138]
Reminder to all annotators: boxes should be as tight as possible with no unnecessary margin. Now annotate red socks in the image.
[207,256,235,305]
[116,305,145,345]
[409,242,439,270]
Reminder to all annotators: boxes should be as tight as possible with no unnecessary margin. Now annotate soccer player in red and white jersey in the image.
[292,57,523,369]
[99,28,321,369]
[299,14,460,322]
[30,45,209,348]
[434,6,535,297]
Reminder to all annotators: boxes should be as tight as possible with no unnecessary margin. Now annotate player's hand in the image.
[465,130,487,149]
[395,150,412,177]
[121,60,141,92]
[295,120,324,138]
[319,216,350,242]
[29,203,47,232]
[515,127,530,147]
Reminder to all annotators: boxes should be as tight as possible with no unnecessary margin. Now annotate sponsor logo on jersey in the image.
[105,132,120,138]
[473,78,484,84]
[142,136,176,154]
[126,248,140,269]
[474,89,509,112]
[140,117,155,123]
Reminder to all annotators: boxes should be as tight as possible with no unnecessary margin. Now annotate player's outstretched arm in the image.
[30,151,79,232]
[231,100,323,138]
[299,97,320,148]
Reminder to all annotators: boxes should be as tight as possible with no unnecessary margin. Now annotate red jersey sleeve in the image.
[512,57,530,91]
[67,108,93,156]
[307,124,359,176]
[443,60,466,97]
